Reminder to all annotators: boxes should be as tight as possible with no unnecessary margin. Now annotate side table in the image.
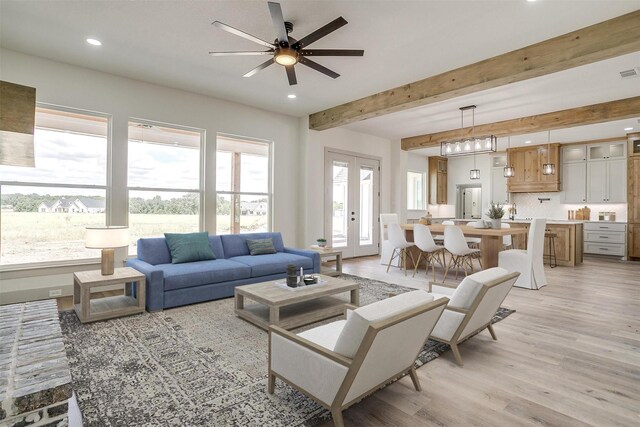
[73,267,146,323]
[309,247,343,277]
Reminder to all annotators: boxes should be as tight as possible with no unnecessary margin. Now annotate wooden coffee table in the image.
[234,275,359,330]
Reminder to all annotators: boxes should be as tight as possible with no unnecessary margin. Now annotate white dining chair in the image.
[501,223,512,249]
[433,220,454,243]
[379,213,399,265]
[498,218,547,289]
[465,221,483,248]
[443,225,481,281]
[386,223,416,276]
[412,224,446,281]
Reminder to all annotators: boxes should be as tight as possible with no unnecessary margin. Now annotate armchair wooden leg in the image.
[487,323,498,340]
[450,342,464,367]
[268,371,276,394]
[331,407,345,427]
[408,366,421,391]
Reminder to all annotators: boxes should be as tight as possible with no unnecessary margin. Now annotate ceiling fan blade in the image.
[209,51,274,56]
[292,17,348,49]
[299,57,340,79]
[267,2,289,47]
[301,49,364,57]
[212,21,274,49]
[285,65,297,86]
[243,59,275,77]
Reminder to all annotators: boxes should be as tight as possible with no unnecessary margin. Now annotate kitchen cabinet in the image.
[586,158,626,203]
[587,141,626,161]
[428,156,447,204]
[562,162,587,203]
[628,134,640,260]
[507,144,560,193]
[563,145,587,163]
[510,221,583,266]
[584,222,626,258]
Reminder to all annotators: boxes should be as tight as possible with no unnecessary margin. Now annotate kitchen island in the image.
[505,220,584,267]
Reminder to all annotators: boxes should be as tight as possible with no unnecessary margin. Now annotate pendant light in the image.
[469,107,480,179]
[504,136,515,178]
[542,130,556,175]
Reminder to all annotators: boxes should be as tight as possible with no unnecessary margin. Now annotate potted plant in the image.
[486,203,505,229]
[316,238,327,248]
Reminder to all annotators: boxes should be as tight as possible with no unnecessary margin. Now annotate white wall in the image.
[0,48,302,302]
[304,127,392,246]
[447,154,492,218]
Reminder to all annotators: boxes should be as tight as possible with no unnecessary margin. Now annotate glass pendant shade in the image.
[470,169,481,180]
[542,163,556,175]
[503,166,515,178]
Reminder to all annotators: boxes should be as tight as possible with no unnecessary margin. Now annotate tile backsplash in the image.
[509,193,627,222]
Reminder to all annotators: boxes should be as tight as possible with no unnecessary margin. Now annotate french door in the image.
[324,151,380,258]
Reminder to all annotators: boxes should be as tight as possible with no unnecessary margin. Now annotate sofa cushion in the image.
[229,253,313,277]
[221,232,285,258]
[334,290,434,358]
[208,235,225,259]
[136,237,172,265]
[162,259,251,291]
[298,320,346,351]
[164,232,215,264]
[246,238,277,255]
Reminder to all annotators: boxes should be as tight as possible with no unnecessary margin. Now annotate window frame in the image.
[0,103,112,270]
[215,133,273,234]
[126,119,206,250]
[406,169,426,211]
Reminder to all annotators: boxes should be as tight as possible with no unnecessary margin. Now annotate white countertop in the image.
[449,218,626,225]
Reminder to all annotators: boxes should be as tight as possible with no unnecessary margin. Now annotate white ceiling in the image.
[1,0,639,132]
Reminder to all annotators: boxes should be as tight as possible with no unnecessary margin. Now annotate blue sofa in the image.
[126,232,320,311]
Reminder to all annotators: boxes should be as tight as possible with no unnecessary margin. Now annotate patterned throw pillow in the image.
[246,238,277,256]
[164,232,215,264]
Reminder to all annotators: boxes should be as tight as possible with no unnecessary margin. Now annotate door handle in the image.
[351,218,356,221]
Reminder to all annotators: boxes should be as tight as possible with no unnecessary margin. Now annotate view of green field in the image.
[0,212,267,265]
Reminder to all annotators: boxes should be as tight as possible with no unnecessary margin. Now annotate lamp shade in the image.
[85,226,129,249]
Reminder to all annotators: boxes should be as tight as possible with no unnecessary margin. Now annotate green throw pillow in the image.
[164,232,215,264]
[246,238,277,256]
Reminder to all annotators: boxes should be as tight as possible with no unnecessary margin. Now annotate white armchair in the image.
[499,218,547,289]
[268,290,448,427]
[427,267,520,367]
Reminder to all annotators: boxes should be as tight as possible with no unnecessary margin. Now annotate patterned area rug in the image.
[59,274,514,427]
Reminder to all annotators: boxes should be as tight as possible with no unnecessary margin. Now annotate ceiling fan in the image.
[209,1,364,85]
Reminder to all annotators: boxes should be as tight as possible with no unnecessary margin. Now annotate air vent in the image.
[619,68,640,79]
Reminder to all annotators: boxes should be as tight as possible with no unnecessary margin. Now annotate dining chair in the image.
[433,220,454,243]
[412,224,446,281]
[386,223,416,276]
[501,223,512,249]
[465,221,483,248]
[443,225,482,281]
[498,218,547,289]
[379,213,399,266]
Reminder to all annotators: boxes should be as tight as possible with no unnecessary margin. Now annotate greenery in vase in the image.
[317,238,327,243]
[486,202,505,219]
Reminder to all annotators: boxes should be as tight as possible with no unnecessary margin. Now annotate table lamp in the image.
[85,226,129,275]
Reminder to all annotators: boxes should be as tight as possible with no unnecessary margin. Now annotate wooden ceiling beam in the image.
[308,10,640,131]
[400,96,640,150]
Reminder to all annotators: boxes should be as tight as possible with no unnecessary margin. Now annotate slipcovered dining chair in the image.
[443,225,482,282]
[499,218,547,289]
[268,291,448,427]
[501,223,512,249]
[427,267,520,366]
[379,213,399,265]
[412,224,446,281]
[386,223,415,276]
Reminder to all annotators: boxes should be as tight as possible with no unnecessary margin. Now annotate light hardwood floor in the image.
[318,255,640,426]
[55,256,639,426]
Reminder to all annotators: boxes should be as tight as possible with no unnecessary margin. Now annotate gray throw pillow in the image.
[246,238,277,255]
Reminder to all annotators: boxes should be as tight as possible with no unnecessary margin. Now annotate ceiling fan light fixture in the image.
[274,48,298,66]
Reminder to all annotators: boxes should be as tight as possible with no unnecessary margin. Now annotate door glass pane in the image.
[589,145,606,160]
[360,167,373,245]
[563,146,585,162]
[332,161,349,248]
[608,143,624,158]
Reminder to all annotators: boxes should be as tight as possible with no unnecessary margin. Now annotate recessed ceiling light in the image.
[525,140,532,144]
[624,127,633,131]
[287,94,297,99]
[86,38,102,46]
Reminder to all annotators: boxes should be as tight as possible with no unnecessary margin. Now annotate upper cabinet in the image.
[506,143,560,193]
[562,140,627,204]
[428,156,447,204]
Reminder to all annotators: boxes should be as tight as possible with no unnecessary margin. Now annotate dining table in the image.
[401,223,528,269]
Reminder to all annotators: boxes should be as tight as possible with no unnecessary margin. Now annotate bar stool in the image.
[544,231,557,268]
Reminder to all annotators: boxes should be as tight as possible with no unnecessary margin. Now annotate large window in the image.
[216,135,271,234]
[407,171,426,210]
[0,107,108,266]
[127,121,203,253]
